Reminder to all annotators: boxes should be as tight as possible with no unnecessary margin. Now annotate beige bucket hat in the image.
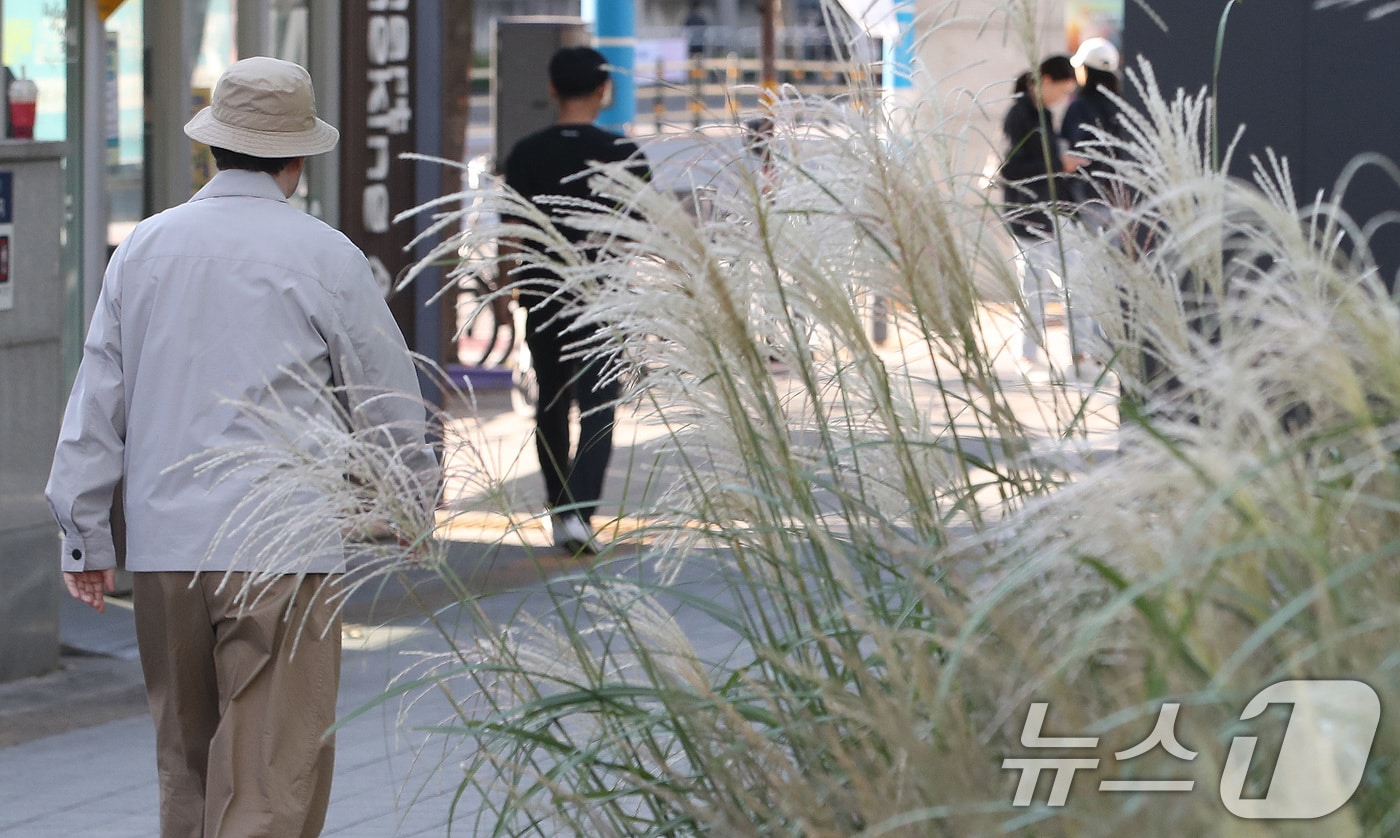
[184,56,339,157]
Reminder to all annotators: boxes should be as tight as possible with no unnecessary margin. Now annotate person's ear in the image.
[600,79,614,109]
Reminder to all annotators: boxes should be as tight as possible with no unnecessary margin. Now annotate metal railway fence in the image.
[468,54,881,135]
[640,55,881,128]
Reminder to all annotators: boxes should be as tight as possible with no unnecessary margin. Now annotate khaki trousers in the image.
[132,572,342,838]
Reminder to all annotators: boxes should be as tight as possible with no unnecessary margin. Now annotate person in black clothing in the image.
[1065,38,1172,414]
[501,46,651,554]
[1063,37,1124,227]
[1056,37,1126,371]
[999,55,1085,369]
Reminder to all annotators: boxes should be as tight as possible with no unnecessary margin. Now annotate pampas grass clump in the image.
[216,4,1400,833]
[412,47,1400,832]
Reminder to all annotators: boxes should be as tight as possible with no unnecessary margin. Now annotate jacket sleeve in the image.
[324,248,441,518]
[1063,95,1121,153]
[1062,99,1094,151]
[46,252,128,572]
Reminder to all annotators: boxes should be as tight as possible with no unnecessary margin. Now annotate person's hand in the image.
[346,519,428,564]
[64,569,117,613]
[396,531,426,565]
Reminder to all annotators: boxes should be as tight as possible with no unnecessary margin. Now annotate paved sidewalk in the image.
[0,309,1117,835]
[0,521,607,834]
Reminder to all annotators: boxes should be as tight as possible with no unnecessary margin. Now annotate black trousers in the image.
[526,319,620,521]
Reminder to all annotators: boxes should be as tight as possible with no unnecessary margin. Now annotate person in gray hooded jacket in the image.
[46,56,435,838]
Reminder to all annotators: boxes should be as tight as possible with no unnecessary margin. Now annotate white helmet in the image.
[1071,37,1121,73]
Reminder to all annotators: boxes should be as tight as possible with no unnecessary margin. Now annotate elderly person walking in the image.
[46,57,434,837]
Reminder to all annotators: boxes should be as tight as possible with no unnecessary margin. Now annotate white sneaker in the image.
[553,515,601,555]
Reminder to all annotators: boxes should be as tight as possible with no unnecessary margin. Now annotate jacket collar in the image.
[189,169,290,204]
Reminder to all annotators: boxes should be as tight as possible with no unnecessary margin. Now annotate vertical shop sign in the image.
[341,0,417,333]
[0,172,13,311]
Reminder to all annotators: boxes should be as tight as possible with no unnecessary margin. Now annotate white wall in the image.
[910,0,1067,181]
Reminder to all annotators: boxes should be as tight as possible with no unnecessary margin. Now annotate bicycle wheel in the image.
[456,274,515,367]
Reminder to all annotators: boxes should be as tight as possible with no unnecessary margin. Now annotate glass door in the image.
[105,0,143,247]
[189,0,235,192]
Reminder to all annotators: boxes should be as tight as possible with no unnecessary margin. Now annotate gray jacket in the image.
[47,169,434,573]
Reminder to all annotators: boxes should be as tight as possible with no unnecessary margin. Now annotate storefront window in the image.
[190,0,234,191]
[271,0,311,211]
[106,0,235,245]
[2,0,69,141]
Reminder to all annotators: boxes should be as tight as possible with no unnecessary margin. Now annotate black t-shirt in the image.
[501,124,650,328]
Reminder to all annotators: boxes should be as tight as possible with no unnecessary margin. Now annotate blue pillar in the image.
[584,0,636,132]
[884,0,915,93]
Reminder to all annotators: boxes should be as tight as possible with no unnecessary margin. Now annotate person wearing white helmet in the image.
[1063,37,1124,211]
[1059,37,1125,370]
